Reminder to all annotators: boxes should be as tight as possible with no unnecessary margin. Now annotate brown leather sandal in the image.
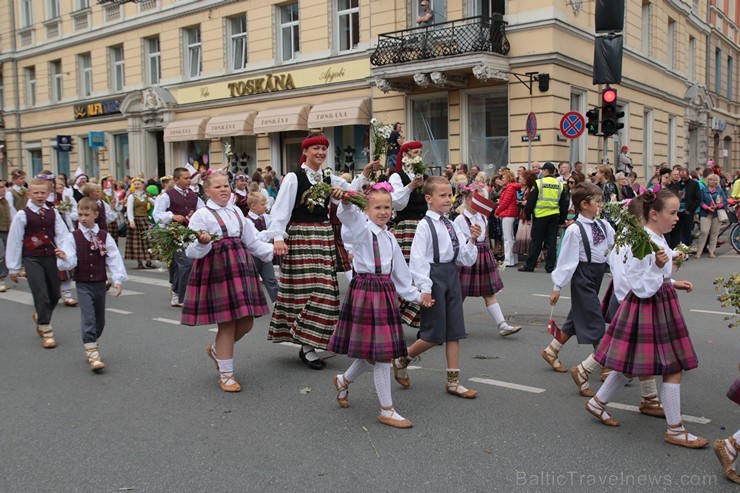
[85,345,105,372]
[571,365,595,397]
[206,344,218,371]
[377,406,413,429]
[219,373,241,392]
[664,422,709,449]
[446,381,477,399]
[37,324,56,349]
[332,374,350,408]
[585,396,619,427]
[392,357,411,388]
[638,395,665,418]
[541,348,567,373]
[713,437,740,484]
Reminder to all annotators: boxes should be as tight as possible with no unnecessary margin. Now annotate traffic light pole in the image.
[603,135,609,164]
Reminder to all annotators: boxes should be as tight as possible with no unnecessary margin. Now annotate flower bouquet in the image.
[714,273,740,330]
[673,243,692,269]
[401,155,427,180]
[54,200,73,214]
[302,182,368,211]
[143,223,220,264]
[369,118,393,161]
[601,200,660,260]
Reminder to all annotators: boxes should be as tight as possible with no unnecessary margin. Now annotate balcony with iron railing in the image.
[370,15,511,93]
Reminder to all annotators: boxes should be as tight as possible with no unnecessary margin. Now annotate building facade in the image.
[707,0,739,173]
[0,0,723,182]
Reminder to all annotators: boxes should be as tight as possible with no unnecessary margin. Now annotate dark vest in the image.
[233,191,250,217]
[73,188,84,203]
[290,168,331,223]
[0,198,10,232]
[395,171,429,223]
[166,188,199,217]
[11,187,28,211]
[73,229,108,282]
[96,201,108,231]
[23,206,56,257]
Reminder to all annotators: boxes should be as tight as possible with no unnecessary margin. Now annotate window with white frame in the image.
[228,15,248,71]
[110,45,125,92]
[79,53,93,97]
[20,0,33,28]
[185,26,202,79]
[46,0,60,19]
[474,0,505,17]
[466,88,508,168]
[728,56,733,100]
[688,36,696,81]
[279,4,300,62]
[145,37,161,85]
[50,60,63,102]
[667,19,676,69]
[643,109,653,172]
[410,95,449,167]
[667,115,676,165]
[641,1,652,56]
[336,0,359,53]
[24,67,36,107]
[715,48,722,94]
[75,0,90,10]
[413,0,446,26]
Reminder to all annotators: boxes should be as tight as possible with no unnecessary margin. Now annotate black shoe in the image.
[518,266,534,272]
[298,348,324,370]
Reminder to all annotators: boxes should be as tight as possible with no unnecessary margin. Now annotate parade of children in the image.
[1,152,739,486]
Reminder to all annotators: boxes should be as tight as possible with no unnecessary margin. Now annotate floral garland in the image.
[143,223,220,264]
[714,273,740,330]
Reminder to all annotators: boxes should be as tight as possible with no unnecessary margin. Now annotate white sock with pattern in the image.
[217,358,234,383]
[587,371,629,420]
[336,359,372,399]
[545,339,563,357]
[640,377,658,399]
[374,363,393,409]
[662,383,699,441]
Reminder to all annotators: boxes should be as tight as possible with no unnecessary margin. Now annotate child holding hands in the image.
[329,183,432,429]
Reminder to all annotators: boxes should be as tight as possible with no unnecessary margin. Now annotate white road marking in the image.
[532,293,571,300]
[125,275,172,288]
[106,308,132,315]
[278,341,325,353]
[208,328,218,333]
[152,317,181,325]
[606,402,711,424]
[469,377,546,394]
[690,309,734,316]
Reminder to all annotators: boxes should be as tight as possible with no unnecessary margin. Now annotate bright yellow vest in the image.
[534,177,562,218]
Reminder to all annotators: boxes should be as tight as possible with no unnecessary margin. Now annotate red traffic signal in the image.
[602,88,617,104]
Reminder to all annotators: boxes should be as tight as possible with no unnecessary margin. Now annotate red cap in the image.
[302,135,330,149]
[621,145,628,151]
[398,141,423,157]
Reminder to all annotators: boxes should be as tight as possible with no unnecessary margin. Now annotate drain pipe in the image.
[9,0,23,170]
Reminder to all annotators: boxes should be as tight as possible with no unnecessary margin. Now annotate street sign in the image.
[56,135,72,152]
[521,135,541,142]
[89,132,105,148]
[560,111,586,139]
[526,112,538,141]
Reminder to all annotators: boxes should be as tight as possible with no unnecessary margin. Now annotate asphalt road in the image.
[1,241,738,493]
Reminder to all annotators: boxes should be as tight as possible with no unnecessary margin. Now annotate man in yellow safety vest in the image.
[519,162,569,273]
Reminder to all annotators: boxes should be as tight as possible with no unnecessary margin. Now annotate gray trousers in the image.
[252,257,278,302]
[0,231,8,279]
[170,250,194,303]
[23,255,61,325]
[77,281,106,344]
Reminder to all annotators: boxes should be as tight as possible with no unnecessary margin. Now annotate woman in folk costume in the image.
[388,141,427,328]
[72,168,88,203]
[125,178,156,269]
[100,175,121,243]
[265,135,373,369]
[587,190,706,449]
[231,173,251,217]
[51,178,78,306]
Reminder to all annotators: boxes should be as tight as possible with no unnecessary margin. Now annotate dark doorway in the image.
[155,131,165,177]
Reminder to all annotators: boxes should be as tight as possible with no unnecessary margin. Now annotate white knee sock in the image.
[344,270,353,282]
[373,363,393,409]
[594,370,629,403]
[217,358,234,382]
[581,354,601,373]
[662,382,702,441]
[487,303,506,327]
[343,359,372,383]
[545,339,563,356]
[640,378,658,399]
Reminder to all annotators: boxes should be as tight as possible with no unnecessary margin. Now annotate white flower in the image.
[323,168,333,177]
[414,173,423,180]
[370,118,378,125]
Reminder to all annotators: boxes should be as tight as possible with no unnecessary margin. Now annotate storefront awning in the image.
[204,111,257,138]
[164,117,210,142]
[252,105,310,134]
[307,98,371,128]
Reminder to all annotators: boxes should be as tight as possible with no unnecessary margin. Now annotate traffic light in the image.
[586,108,600,135]
[601,87,624,136]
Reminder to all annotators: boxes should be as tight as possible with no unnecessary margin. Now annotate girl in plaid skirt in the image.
[182,172,273,393]
[125,178,156,269]
[587,190,707,449]
[454,187,520,337]
[329,184,429,429]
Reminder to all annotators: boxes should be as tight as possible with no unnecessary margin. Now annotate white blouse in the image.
[623,227,676,299]
[552,216,615,292]
[337,203,421,304]
[184,200,273,263]
[5,203,70,274]
[453,209,487,243]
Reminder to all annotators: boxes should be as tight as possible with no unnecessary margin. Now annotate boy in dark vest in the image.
[0,179,17,292]
[57,197,127,371]
[6,178,69,348]
[245,191,278,302]
[152,167,204,307]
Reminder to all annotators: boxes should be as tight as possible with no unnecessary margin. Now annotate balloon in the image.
[188,157,194,165]
[202,154,209,165]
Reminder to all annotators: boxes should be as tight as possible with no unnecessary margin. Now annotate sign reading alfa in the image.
[74,99,121,120]
[228,73,296,97]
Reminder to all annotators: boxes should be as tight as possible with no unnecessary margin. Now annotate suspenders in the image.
[206,207,243,238]
[423,215,459,264]
[574,219,606,264]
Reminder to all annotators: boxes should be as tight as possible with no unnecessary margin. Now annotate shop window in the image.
[81,136,100,179]
[114,134,129,179]
[79,53,93,97]
[336,0,359,53]
[184,26,202,79]
[224,136,257,175]
[410,96,448,167]
[278,4,300,62]
[110,45,125,92]
[145,37,161,85]
[50,60,63,102]
[24,66,36,107]
[228,15,248,71]
[331,125,368,172]
[187,141,209,171]
[466,89,508,169]
[55,147,70,177]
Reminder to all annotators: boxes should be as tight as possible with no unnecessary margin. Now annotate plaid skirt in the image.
[395,218,421,262]
[181,238,269,326]
[59,269,73,282]
[268,222,340,349]
[595,282,698,376]
[459,242,503,297]
[108,222,119,243]
[399,298,421,328]
[329,273,407,361]
[124,216,153,261]
[332,221,352,272]
[513,220,531,255]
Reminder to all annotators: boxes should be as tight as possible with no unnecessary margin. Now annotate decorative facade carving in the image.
[413,72,431,88]
[472,64,509,82]
[429,72,467,88]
